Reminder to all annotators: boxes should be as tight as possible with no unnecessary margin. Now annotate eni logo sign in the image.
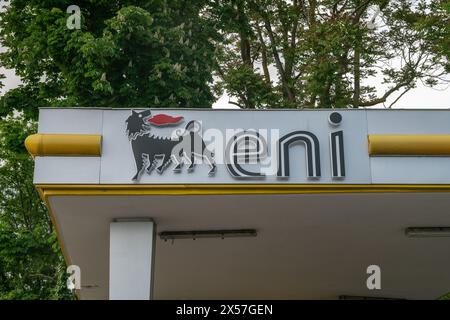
[126,110,345,181]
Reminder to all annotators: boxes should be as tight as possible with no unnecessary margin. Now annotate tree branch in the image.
[388,87,411,108]
[228,99,243,108]
[359,82,411,107]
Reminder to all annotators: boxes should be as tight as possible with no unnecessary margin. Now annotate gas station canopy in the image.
[26,108,450,299]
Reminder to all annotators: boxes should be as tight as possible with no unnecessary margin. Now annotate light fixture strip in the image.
[405,227,450,238]
[159,229,257,241]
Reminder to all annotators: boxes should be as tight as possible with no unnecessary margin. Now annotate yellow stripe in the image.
[36,184,450,197]
[38,187,81,298]
[368,134,450,156]
[25,134,102,157]
[37,187,71,266]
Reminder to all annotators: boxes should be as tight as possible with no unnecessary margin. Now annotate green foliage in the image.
[0,1,219,299]
[0,117,74,299]
[210,0,449,109]
[219,65,281,108]
[0,1,219,119]
[414,0,450,72]
[438,292,450,300]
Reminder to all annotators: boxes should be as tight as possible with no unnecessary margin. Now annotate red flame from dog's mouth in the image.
[148,114,184,126]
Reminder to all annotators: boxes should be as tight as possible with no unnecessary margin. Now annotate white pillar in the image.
[109,220,155,300]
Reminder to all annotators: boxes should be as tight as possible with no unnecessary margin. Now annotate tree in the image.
[0,117,73,299]
[209,0,449,109]
[0,0,219,119]
[0,0,218,299]
[414,0,450,71]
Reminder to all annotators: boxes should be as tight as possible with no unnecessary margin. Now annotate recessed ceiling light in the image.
[405,227,450,238]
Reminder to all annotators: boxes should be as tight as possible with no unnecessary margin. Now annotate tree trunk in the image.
[353,49,360,108]
[257,26,271,84]
[353,27,362,108]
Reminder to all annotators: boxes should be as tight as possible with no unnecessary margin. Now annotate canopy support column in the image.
[109,219,155,300]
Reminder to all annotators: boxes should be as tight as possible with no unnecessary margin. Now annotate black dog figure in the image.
[126,110,216,181]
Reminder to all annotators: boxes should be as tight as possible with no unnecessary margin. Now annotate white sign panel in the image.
[34,109,450,185]
[98,109,371,184]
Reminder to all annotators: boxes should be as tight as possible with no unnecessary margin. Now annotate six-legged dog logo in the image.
[126,110,216,181]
